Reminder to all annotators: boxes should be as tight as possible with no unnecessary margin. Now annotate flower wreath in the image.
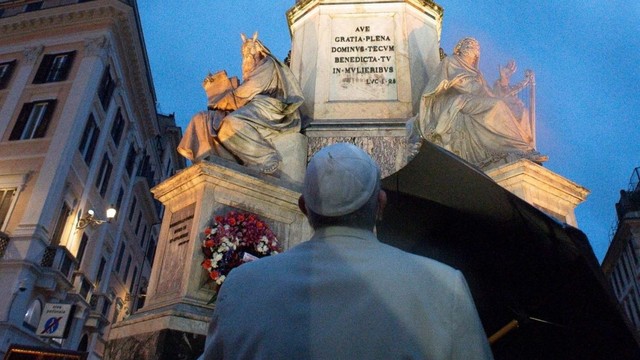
[201,211,280,296]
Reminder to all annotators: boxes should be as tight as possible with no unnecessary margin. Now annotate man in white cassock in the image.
[198,142,494,359]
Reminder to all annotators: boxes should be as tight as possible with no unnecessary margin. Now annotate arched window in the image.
[78,334,89,352]
[23,299,42,331]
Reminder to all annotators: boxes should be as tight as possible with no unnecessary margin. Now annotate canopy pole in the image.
[489,319,520,345]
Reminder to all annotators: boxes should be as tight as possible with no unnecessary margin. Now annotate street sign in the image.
[36,303,73,338]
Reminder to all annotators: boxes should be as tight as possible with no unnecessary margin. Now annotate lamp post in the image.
[76,205,117,229]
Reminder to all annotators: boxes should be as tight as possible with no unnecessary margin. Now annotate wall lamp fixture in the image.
[77,205,117,229]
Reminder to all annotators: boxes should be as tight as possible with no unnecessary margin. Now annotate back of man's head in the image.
[301,143,382,230]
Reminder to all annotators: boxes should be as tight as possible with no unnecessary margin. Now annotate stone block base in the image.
[105,329,205,360]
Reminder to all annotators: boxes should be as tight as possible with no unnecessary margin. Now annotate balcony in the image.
[71,271,95,303]
[0,231,8,259]
[38,245,76,290]
[86,292,112,334]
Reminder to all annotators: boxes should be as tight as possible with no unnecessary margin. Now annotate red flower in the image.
[202,259,212,269]
[215,216,223,223]
[204,227,212,235]
[256,222,264,229]
[237,214,245,222]
[204,239,215,248]
[228,217,237,226]
[209,270,220,280]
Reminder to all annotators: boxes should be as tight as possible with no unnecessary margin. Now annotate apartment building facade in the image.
[602,167,640,337]
[0,0,185,358]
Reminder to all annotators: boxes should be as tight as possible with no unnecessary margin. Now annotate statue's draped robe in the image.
[410,55,535,168]
[179,55,304,168]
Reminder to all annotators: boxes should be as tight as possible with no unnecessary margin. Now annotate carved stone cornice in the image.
[0,6,119,39]
[287,0,444,27]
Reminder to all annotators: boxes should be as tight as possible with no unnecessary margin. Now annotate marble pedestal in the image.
[288,0,443,176]
[105,159,311,359]
[485,159,590,227]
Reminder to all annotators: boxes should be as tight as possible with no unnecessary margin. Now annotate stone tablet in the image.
[329,14,397,101]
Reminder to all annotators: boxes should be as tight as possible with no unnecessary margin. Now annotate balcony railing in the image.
[41,245,77,280]
[0,231,9,259]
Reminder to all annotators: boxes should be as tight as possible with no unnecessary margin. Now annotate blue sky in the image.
[138,1,640,261]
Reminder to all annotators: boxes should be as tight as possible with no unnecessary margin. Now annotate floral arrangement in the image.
[201,211,280,298]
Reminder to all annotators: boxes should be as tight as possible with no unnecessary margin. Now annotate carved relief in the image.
[23,45,44,64]
[84,35,110,59]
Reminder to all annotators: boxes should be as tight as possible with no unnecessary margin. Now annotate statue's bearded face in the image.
[241,42,260,81]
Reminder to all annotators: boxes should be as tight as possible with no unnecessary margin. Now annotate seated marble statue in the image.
[407,37,547,169]
[178,32,304,174]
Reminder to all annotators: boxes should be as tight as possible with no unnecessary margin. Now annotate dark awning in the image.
[380,141,640,359]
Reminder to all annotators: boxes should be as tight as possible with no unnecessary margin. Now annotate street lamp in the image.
[76,205,117,229]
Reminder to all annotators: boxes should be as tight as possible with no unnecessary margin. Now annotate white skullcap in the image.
[303,143,380,217]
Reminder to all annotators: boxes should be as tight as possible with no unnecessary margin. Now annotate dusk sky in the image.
[138,1,640,262]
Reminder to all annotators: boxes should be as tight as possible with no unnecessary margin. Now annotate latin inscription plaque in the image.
[330,14,397,101]
[156,203,195,295]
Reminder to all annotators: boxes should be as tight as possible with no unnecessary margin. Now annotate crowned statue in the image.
[408,37,547,169]
[178,33,304,175]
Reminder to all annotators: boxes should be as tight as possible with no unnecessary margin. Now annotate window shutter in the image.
[0,60,16,89]
[33,54,54,84]
[9,103,34,140]
[32,100,56,138]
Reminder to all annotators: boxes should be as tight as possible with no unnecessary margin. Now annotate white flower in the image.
[216,275,226,285]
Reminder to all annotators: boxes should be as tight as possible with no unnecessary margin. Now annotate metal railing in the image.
[0,231,9,259]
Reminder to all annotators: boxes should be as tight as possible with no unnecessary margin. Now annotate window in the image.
[146,237,156,265]
[134,212,142,235]
[50,203,71,246]
[25,2,43,12]
[0,60,16,89]
[122,254,132,280]
[129,266,137,293]
[76,233,89,267]
[110,109,125,147]
[23,299,42,331]
[125,146,137,176]
[95,154,113,197]
[101,297,111,317]
[9,100,56,140]
[98,66,115,110]
[0,188,16,230]
[95,256,106,285]
[78,114,100,165]
[128,197,137,222]
[140,225,147,248]
[116,187,124,213]
[115,243,125,273]
[33,51,75,84]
